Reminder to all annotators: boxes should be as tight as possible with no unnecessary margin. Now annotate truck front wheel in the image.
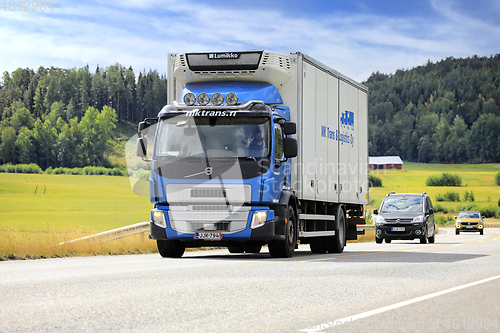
[157,239,186,258]
[269,206,296,258]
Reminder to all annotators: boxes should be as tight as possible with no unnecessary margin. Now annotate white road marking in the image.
[301,274,500,332]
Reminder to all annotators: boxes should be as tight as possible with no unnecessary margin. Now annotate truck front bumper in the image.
[149,220,283,247]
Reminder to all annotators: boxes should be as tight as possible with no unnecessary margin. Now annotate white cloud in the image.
[1,0,499,82]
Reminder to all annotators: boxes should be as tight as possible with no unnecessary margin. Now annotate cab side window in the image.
[274,123,284,161]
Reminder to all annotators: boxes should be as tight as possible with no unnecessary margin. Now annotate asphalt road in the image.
[1,228,499,332]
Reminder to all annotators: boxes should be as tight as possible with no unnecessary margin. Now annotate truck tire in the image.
[244,245,262,254]
[327,206,346,253]
[157,239,185,258]
[269,206,296,258]
[227,246,245,253]
[310,239,327,254]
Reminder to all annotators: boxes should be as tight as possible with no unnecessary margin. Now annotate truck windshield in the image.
[155,116,271,159]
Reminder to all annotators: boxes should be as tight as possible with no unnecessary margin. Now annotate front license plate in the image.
[466,226,473,228]
[391,227,405,232]
[194,232,221,240]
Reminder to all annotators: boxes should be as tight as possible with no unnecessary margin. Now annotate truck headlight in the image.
[226,92,238,105]
[212,92,224,106]
[184,93,196,106]
[250,210,268,229]
[152,209,167,228]
[198,92,210,106]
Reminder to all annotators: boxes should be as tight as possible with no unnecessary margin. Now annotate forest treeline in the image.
[0,64,167,168]
[364,54,500,163]
[1,55,500,168]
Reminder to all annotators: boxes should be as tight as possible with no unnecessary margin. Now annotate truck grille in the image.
[166,184,251,204]
[168,206,250,233]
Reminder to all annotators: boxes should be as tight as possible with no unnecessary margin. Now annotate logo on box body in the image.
[208,53,241,59]
[320,110,355,147]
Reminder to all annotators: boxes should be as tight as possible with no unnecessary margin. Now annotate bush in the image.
[426,172,462,186]
[457,203,478,212]
[495,172,500,186]
[436,191,460,202]
[369,174,383,187]
[435,215,454,225]
[0,163,42,174]
[463,190,475,202]
[480,206,499,218]
[433,203,448,214]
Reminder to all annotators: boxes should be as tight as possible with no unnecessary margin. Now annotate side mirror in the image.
[136,137,147,158]
[283,122,296,135]
[283,138,297,158]
[373,209,378,215]
[138,121,150,134]
[428,208,434,215]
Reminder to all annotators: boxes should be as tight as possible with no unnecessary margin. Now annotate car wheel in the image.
[420,235,427,244]
[428,232,435,243]
[375,237,383,244]
[385,239,391,243]
[480,230,484,235]
[455,230,460,235]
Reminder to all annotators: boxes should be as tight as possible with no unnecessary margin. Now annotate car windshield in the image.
[155,116,271,159]
[458,211,480,219]
[381,197,423,213]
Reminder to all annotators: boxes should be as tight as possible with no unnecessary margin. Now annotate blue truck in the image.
[136,50,368,258]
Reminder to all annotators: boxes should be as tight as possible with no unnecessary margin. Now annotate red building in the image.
[369,156,403,170]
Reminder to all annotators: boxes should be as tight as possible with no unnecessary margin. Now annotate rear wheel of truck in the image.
[326,206,346,253]
[157,240,185,258]
[269,206,296,258]
[309,239,327,254]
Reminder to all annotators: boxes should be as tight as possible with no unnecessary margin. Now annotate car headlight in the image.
[152,209,167,228]
[413,215,424,223]
[250,210,268,229]
[375,215,385,226]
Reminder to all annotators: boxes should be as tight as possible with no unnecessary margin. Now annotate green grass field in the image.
[369,162,500,215]
[0,173,152,232]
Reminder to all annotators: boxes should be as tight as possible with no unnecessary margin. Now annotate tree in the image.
[469,114,500,162]
[16,127,34,164]
[10,106,35,132]
[0,127,17,164]
[32,118,57,168]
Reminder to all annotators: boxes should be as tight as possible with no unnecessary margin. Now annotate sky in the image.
[1,0,499,83]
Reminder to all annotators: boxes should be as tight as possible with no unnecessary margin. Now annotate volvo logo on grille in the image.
[204,167,213,176]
